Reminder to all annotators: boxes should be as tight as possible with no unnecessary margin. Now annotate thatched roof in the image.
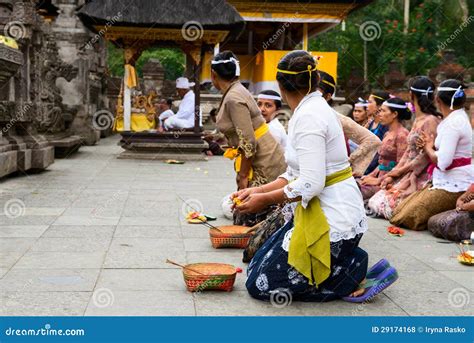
[77,0,245,38]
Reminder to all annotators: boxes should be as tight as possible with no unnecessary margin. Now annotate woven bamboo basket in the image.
[209,225,252,249]
[182,263,237,292]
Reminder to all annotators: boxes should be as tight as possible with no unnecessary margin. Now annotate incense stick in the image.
[177,194,220,230]
[244,220,265,234]
[166,259,206,275]
[194,216,220,230]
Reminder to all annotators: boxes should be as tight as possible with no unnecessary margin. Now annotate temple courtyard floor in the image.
[0,135,472,316]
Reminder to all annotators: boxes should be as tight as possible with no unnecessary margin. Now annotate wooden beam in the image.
[302,23,308,51]
[192,50,203,134]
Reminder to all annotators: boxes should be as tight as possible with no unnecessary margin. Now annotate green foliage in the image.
[309,0,472,88]
[107,43,185,80]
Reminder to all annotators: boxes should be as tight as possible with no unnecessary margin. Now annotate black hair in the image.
[258,89,282,109]
[318,71,336,96]
[371,90,391,106]
[408,76,441,117]
[166,98,173,108]
[209,108,217,117]
[384,97,412,121]
[276,50,319,94]
[211,50,239,81]
[437,79,467,109]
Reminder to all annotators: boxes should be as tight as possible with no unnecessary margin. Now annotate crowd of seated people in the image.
[161,65,472,245]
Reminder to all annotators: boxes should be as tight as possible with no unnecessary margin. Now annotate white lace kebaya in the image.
[268,117,287,149]
[432,108,473,192]
[279,91,368,242]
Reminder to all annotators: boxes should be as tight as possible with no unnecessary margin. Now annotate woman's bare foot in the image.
[349,278,367,297]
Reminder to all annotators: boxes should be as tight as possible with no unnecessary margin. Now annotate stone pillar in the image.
[141,58,165,96]
[51,0,107,145]
[384,60,406,92]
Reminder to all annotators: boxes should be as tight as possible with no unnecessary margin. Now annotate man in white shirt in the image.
[257,90,287,149]
[163,77,200,130]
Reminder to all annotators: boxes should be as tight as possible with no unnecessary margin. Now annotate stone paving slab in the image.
[0,268,101,292]
[0,136,472,317]
[0,292,90,316]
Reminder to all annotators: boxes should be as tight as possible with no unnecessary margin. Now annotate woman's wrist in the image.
[260,192,274,207]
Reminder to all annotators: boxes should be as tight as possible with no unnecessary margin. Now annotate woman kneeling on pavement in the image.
[233,50,398,303]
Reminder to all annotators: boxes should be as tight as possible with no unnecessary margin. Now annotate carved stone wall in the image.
[0,0,54,177]
[51,0,108,145]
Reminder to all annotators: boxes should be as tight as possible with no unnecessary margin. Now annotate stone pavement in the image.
[0,136,472,316]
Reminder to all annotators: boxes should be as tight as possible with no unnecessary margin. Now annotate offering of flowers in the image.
[186,211,207,224]
[232,197,242,206]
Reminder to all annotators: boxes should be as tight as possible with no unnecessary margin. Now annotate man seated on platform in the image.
[157,98,174,128]
[162,77,200,131]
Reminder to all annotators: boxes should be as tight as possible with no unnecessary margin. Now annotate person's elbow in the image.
[435,152,452,171]
[437,155,454,171]
[437,161,451,171]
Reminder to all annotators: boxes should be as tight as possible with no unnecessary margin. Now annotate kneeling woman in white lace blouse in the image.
[233,50,398,302]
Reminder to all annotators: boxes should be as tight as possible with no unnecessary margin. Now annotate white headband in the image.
[355,97,368,107]
[410,86,433,96]
[258,94,281,101]
[382,101,407,109]
[437,86,464,110]
[211,57,240,77]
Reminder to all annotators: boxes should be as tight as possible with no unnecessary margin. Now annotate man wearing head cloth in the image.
[163,77,201,130]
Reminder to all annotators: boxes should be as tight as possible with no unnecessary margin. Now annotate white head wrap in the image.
[211,57,240,77]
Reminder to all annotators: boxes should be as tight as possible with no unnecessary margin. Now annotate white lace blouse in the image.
[279,92,368,242]
[268,118,288,149]
[432,109,473,193]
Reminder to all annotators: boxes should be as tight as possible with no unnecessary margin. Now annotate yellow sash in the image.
[288,167,353,286]
[125,64,138,89]
[223,122,269,181]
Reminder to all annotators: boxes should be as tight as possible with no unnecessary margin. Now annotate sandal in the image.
[342,267,398,303]
[366,258,390,279]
